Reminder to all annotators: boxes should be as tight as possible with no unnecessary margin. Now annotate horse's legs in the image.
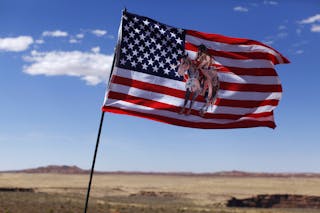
[187,90,199,115]
[180,89,191,114]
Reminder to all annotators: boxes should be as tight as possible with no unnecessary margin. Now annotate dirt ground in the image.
[1,173,320,213]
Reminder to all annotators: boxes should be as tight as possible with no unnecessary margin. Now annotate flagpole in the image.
[83,111,105,213]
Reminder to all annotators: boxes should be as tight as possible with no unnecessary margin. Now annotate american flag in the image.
[102,11,289,129]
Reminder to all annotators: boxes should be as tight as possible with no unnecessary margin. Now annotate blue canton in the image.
[117,12,186,81]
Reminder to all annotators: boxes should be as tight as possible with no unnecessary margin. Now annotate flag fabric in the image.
[102,11,289,129]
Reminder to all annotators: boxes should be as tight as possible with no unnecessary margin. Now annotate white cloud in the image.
[263,0,278,5]
[0,36,33,52]
[91,29,107,37]
[23,50,113,85]
[295,50,304,55]
[311,24,320,32]
[35,39,44,44]
[91,46,100,53]
[69,38,79,44]
[299,14,320,24]
[233,6,248,12]
[76,33,84,39]
[42,30,68,37]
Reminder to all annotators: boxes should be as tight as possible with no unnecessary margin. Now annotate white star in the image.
[177,28,184,34]
[139,34,146,40]
[145,40,151,47]
[145,31,151,37]
[159,28,166,34]
[129,21,134,27]
[176,37,183,44]
[153,66,159,72]
[156,43,162,50]
[133,17,139,22]
[170,32,176,38]
[131,61,137,67]
[128,43,134,49]
[177,49,183,55]
[143,19,150,25]
[121,47,127,54]
[148,58,154,65]
[154,55,160,61]
[129,32,135,38]
[143,52,150,59]
[139,46,144,51]
[142,63,148,70]
[124,25,130,31]
[165,58,171,64]
[150,47,156,54]
[123,36,129,43]
[164,68,170,75]
[134,39,140,45]
[161,50,167,56]
[126,54,132,61]
[174,71,180,77]
[137,56,143,63]
[140,25,145,31]
[154,24,160,29]
[123,15,128,20]
[120,58,126,65]
[159,62,164,68]
[172,53,178,59]
[167,46,172,52]
[134,28,140,34]
[150,38,156,43]
[170,64,177,70]
[132,50,138,56]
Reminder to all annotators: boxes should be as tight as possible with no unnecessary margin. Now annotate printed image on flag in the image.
[102,11,289,129]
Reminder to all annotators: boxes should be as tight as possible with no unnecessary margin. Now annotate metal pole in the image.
[84,111,105,213]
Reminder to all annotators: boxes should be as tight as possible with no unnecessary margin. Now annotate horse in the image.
[177,56,201,115]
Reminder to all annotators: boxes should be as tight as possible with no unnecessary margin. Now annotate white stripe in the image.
[218,72,281,85]
[109,83,278,115]
[105,98,274,124]
[186,50,275,69]
[186,34,283,64]
[113,66,185,89]
[112,67,282,101]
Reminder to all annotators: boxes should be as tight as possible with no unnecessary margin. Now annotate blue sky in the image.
[1,0,320,172]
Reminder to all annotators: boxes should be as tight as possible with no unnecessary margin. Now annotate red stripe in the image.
[215,99,279,108]
[107,91,274,120]
[102,106,276,129]
[186,30,290,64]
[220,82,282,92]
[112,75,281,95]
[217,66,278,76]
[185,42,281,65]
[111,76,280,107]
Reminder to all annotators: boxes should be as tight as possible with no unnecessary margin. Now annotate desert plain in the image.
[1,167,320,213]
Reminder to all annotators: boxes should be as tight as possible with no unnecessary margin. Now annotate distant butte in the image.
[1,165,320,177]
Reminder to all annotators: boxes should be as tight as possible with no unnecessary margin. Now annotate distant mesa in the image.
[10,165,89,174]
[1,166,320,177]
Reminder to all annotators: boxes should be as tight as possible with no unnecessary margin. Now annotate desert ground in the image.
[1,172,320,213]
